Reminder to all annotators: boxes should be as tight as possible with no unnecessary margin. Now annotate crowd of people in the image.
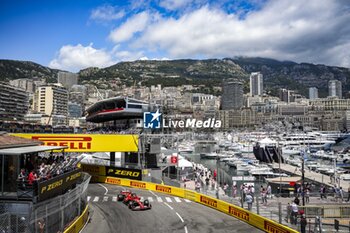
[17,154,82,188]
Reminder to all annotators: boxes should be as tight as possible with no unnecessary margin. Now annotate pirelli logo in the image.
[82,165,100,174]
[228,206,249,221]
[264,221,290,233]
[31,136,92,150]
[106,177,121,185]
[200,196,217,208]
[130,181,146,189]
[156,185,171,193]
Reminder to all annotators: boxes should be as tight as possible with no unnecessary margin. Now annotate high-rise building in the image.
[57,71,78,90]
[0,82,29,120]
[309,87,318,100]
[279,89,296,103]
[9,78,35,93]
[250,72,263,96]
[328,80,342,98]
[68,102,82,118]
[33,84,68,117]
[221,80,243,110]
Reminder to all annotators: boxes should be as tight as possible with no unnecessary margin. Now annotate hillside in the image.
[1,58,349,97]
[230,57,350,97]
[79,59,248,89]
[0,59,60,83]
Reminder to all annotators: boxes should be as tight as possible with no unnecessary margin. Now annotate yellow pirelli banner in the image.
[12,134,139,152]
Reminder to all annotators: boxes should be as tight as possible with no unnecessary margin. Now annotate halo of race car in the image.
[117,190,152,211]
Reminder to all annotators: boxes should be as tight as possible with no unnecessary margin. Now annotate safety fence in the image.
[204,187,350,233]
[0,173,90,233]
[91,175,298,233]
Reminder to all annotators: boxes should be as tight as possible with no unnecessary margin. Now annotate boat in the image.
[200,153,218,159]
[278,133,336,150]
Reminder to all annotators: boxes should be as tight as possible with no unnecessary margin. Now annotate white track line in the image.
[184,199,191,203]
[148,197,154,202]
[103,196,108,202]
[164,202,174,210]
[157,197,163,202]
[175,212,188,233]
[174,197,182,202]
[149,190,159,197]
[93,196,99,202]
[87,196,91,202]
[165,197,173,202]
[175,212,184,222]
[98,184,109,195]
[112,196,117,202]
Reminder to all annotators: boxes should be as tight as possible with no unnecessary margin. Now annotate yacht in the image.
[278,133,336,150]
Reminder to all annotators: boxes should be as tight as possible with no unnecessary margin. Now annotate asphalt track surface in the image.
[83,183,262,233]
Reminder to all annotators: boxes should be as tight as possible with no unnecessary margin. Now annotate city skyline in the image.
[0,0,350,72]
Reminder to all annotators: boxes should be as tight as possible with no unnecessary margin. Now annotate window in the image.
[127,104,142,109]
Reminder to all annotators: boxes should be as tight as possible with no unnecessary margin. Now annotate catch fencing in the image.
[0,173,90,233]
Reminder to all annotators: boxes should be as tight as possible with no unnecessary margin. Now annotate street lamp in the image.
[216,156,219,199]
[301,150,305,206]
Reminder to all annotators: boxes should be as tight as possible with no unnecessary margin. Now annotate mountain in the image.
[0,59,61,83]
[79,59,248,93]
[230,57,350,97]
[1,58,349,97]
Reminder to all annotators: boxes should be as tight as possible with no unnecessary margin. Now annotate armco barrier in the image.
[96,175,298,233]
[63,204,89,233]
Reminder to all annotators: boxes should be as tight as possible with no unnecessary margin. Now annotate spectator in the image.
[320,185,326,199]
[286,203,292,223]
[300,214,307,233]
[250,185,255,197]
[339,187,344,202]
[28,170,37,185]
[223,182,228,194]
[261,188,267,204]
[291,202,299,225]
[38,219,45,233]
[232,185,237,198]
[245,193,253,211]
[294,196,300,206]
[347,186,350,202]
[305,188,310,203]
[18,169,26,181]
[267,185,272,199]
[18,168,26,190]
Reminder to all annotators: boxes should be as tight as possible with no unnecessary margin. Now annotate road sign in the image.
[171,156,178,164]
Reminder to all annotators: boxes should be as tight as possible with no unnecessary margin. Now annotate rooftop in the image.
[0,131,42,149]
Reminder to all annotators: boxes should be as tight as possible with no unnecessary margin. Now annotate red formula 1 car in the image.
[118,191,141,205]
[128,198,152,211]
[117,190,132,202]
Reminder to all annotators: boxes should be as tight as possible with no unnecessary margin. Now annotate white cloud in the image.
[159,0,191,11]
[49,44,115,72]
[109,11,150,43]
[124,0,350,67]
[90,5,125,21]
[111,45,146,61]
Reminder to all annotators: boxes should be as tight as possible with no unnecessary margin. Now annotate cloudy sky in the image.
[0,0,349,72]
